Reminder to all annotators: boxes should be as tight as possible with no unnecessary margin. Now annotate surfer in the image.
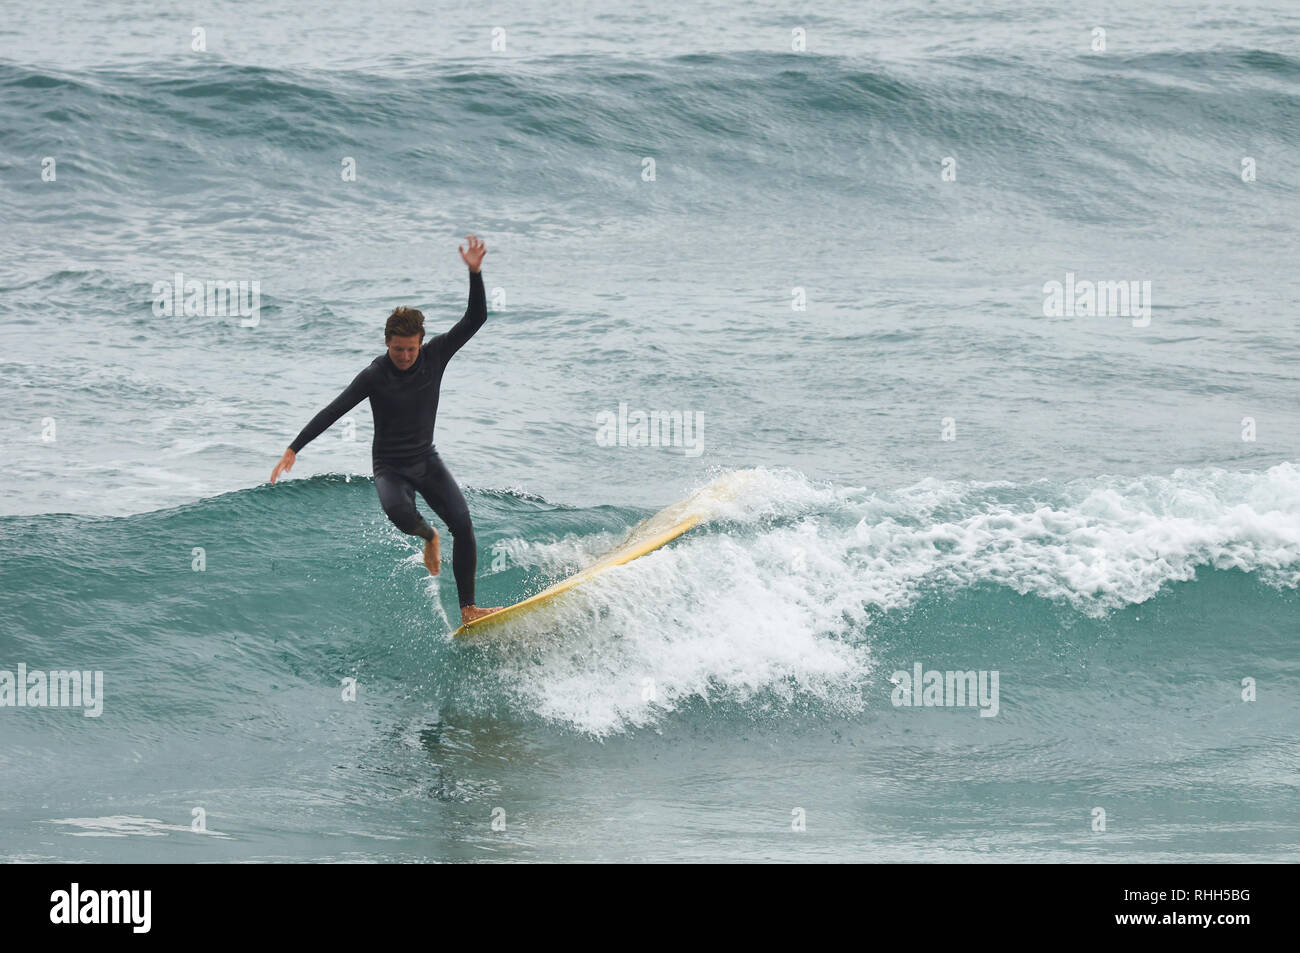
[269,235,503,626]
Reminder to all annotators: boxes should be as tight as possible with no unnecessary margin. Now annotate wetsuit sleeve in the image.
[288,367,370,454]
[424,270,486,362]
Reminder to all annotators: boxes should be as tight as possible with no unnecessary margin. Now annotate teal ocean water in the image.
[1,1,1298,861]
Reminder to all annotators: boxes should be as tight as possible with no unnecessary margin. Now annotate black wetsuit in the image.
[288,270,486,606]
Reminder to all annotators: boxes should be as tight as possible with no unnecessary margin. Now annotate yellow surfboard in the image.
[453,470,756,639]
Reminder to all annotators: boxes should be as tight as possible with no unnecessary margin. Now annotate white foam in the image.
[474,463,1300,736]
[850,461,1300,613]
[44,815,228,838]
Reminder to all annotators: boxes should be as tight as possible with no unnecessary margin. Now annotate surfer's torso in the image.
[287,271,486,462]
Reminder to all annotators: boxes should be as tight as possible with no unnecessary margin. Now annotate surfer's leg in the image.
[414,452,501,620]
[413,452,478,607]
[375,462,441,573]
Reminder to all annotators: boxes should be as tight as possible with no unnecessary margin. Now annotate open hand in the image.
[459,234,486,273]
[270,448,296,484]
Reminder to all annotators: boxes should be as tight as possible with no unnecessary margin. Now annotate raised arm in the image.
[424,234,488,361]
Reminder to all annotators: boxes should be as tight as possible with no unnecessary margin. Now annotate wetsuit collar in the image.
[386,350,421,374]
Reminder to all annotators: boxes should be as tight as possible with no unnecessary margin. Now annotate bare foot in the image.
[460,604,504,625]
[423,531,440,575]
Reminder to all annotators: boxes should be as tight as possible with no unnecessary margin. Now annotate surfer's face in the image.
[387,333,422,370]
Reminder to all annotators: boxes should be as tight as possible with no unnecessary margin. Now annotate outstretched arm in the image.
[271,368,371,483]
[425,235,488,361]
[290,368,370,454]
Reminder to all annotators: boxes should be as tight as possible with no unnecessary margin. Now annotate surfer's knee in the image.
[444,505,473,540]
[383,499,429,538]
